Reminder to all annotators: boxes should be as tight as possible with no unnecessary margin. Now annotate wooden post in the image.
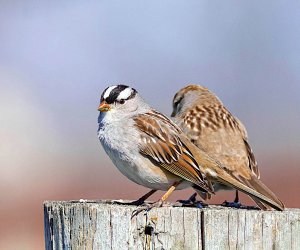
[44,200,300,250]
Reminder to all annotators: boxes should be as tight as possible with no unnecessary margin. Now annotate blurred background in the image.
[1,1,300,249]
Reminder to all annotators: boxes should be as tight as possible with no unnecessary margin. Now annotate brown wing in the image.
[174,121,285,211]
[133,110,213,193]
[235,117,260,178]
[175,103,260,179]
[175,104,285,210]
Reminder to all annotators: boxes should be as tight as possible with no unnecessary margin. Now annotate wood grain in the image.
[44,201,300,250]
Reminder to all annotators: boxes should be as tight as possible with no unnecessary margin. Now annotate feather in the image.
[134,110,213,194]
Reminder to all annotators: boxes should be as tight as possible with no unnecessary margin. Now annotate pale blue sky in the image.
[1,1,299,158]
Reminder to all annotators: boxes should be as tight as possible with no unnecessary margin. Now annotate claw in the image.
[177,193,197,204]
[222,200,241,208]
[131,200,164,218]
[195,201,204,209]
[177,193,207,208]
[221,200,259,210]
[131,205,149,218]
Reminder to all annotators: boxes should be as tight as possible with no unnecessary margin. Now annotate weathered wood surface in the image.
[44,200,300,250]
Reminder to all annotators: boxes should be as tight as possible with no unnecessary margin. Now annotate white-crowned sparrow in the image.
[171,84,284,210]
[97,84,284,211]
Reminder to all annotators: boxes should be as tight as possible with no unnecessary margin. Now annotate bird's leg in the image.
[147,181,180,208]
[221,190,259,210]
[177,192,198,204]
[130,189,157,205]
[113,189,157,206]
[221,190,260,210]
[132,181,181,217]
[234,190,239,203]
[222,190,241,208]
[176,192,208,208]
[160,182,179,201]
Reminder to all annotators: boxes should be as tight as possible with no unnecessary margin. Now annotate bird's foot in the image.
[176,193,207,208]
[221,200,241,208]
[221,200,259,210]
[131,200,164,218]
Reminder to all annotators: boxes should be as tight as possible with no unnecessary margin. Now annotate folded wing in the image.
[133,110,213,194]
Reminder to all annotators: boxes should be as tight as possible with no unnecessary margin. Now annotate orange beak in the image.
[98,101,111,112]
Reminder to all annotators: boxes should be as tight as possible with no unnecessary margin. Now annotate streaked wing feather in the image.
[134,111,212,193]
[235,117,260,178]
[244,139,260,178]
[178,104,260,179]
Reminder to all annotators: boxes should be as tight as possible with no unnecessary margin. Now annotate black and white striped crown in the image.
[101,85,137,104]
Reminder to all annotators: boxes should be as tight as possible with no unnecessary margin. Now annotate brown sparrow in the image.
[171,84,284,210]
[97,84,284,211]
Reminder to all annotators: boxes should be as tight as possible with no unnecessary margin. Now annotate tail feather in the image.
[240,176,284,210]
[251,197,272,210]
[216,172,284,211]
[183,137,285,211]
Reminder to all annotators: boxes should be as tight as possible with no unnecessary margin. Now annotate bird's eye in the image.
[119,99,125,104]
[174,96,183,108]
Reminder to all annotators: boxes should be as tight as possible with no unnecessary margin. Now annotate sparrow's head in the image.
[171,84,219,117]
[98,85,149,120]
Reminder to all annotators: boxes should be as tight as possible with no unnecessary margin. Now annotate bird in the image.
[97,84,284,212]
[171,84,284,210]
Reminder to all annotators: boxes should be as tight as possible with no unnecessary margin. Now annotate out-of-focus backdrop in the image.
[1,1,300,249]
